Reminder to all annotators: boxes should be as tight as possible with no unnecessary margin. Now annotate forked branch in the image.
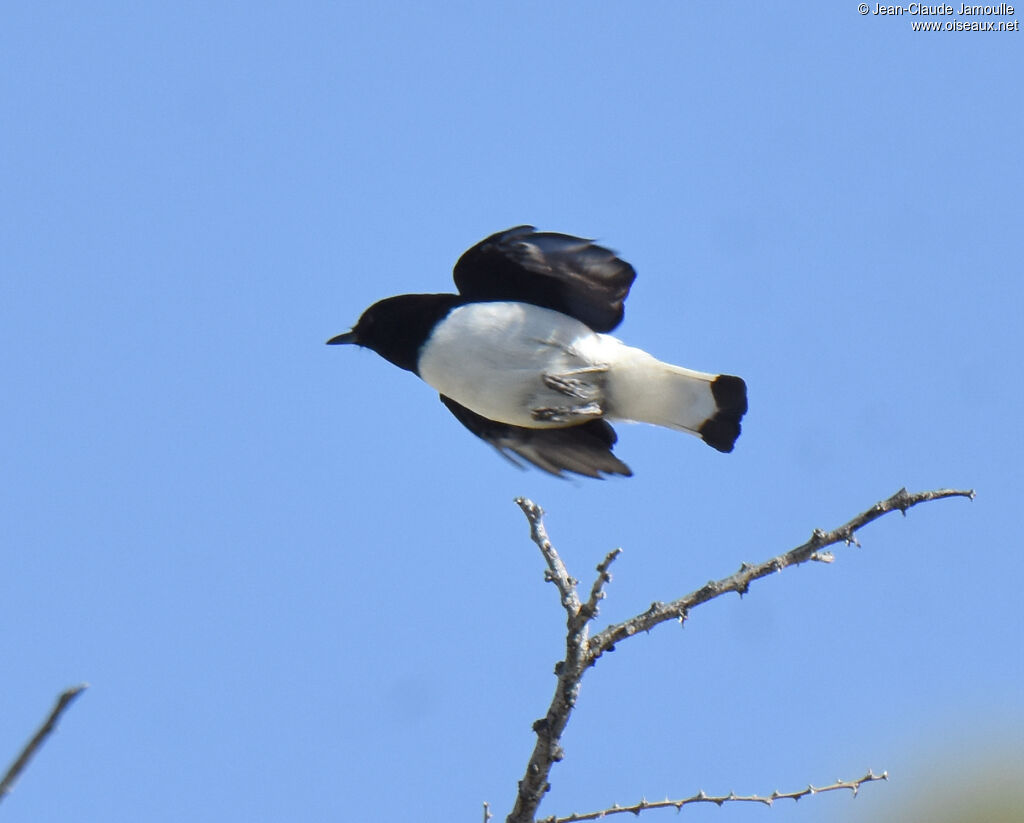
[505,487,973,823]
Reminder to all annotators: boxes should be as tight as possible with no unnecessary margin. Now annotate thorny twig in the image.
[590,487,974,658]
[538,770,888,823]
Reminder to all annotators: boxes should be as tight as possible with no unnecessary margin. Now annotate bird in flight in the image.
[328,226,747,478]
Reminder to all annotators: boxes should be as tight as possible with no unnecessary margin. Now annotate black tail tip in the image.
[700,374,748,453]
[711,374,748,415]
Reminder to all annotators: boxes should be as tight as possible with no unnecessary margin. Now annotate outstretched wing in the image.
[452,226,636,333]
[439,395,632,479]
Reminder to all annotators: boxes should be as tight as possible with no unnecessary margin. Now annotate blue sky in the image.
[2,3,1021,821]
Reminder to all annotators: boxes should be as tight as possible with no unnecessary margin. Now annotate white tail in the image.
[605,347,747,452]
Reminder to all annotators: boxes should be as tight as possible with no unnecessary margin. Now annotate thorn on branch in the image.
[698,581,720,599]
[892,487,911,513]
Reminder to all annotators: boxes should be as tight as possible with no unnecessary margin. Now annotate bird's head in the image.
[326,293,464,373]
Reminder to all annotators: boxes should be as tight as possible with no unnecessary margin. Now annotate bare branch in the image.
[506,487,972,823]
[538,770,888,823]
[516,498,582,619]
[510,499,599,823]
[588,488,974,661]
[0,684,88,804]
[484,801,493,823]
[579,548,621,623]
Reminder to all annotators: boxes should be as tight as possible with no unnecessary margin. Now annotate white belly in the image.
[417,302,613,427]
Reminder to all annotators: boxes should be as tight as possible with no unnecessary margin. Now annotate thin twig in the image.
[538,770,888,823]
[588,487,974,661]
[579,549,621,624]
[515,498,581,619]
[0,684,88,804]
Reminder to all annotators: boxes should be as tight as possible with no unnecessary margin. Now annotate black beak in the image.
[326,330,358,345]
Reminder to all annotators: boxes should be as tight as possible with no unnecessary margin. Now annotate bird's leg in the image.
[541,374,595,400]
[541,363,608,399]
[531,402,603,424]
[548,364,610,376]
[532,356,608,422]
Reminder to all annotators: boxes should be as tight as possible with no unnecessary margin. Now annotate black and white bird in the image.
[328,226,747,478]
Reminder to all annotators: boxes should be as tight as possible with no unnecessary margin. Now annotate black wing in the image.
[439,395,632,479]
[452,226,637,333]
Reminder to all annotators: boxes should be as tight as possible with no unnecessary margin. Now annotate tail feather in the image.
[606,350,748,452]
[698,374,748,452]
